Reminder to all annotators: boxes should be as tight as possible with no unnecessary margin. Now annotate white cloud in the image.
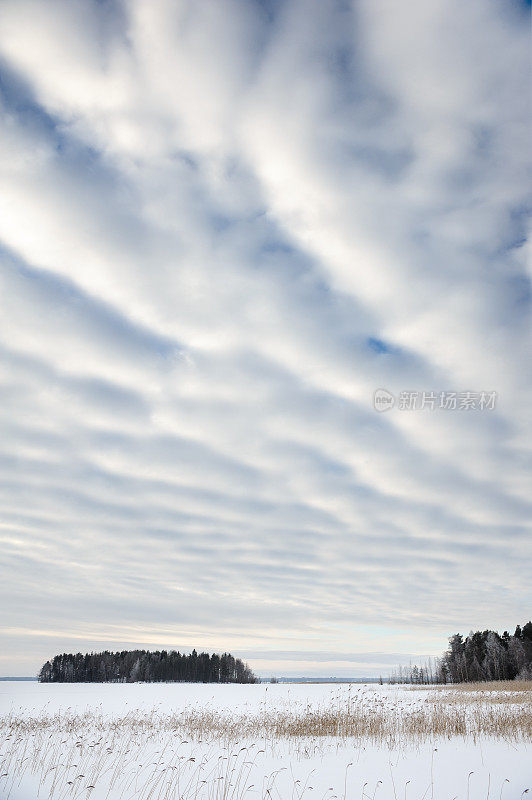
[0,0,530,675]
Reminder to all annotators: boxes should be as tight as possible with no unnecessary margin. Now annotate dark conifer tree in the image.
[389,621,532,684]
[39,649,257,684]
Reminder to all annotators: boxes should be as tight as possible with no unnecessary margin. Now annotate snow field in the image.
[0,681,530,799]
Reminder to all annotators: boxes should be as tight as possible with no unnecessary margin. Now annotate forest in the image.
[390,621,532,684]
[38,649,257,683]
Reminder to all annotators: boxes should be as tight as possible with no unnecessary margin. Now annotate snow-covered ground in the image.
[0,681,529,800]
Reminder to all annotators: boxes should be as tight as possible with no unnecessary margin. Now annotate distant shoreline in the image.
[258,677,383,684]
[0,676,382,684]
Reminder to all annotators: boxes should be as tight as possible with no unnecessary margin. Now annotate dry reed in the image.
[1,685,530,800]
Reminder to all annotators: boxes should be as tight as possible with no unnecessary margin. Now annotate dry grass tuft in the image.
[417,680,532,693]
[1,685,530,799]
[415,681,532,706]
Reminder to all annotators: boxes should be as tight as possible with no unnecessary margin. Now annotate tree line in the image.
[390,621,532,684]
[38,649,257,683]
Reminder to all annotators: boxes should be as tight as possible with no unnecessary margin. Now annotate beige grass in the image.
[416,680,532,693]
[414,681,532,706]
[1,687,530,799]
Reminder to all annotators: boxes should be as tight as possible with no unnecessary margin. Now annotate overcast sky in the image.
[0,0,530,678]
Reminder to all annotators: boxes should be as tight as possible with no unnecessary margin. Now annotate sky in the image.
[0,0,530,679]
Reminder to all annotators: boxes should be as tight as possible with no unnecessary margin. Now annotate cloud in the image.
[0,0,530,676]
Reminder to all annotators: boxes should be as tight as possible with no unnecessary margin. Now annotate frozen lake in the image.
[0,680,529,799]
